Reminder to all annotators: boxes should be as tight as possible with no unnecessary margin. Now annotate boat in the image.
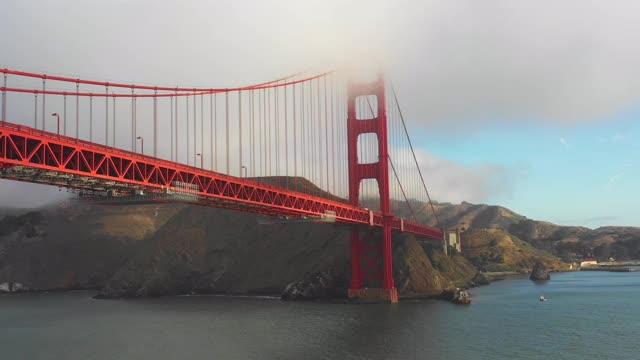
[452,288,472,305]
[539,295,547,302]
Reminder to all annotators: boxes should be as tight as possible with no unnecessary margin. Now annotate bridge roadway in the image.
[0,121,443,240]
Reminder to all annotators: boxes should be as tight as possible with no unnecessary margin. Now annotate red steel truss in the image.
[0,121,443,240]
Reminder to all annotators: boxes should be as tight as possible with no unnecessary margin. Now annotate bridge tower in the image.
[346,75,398,303]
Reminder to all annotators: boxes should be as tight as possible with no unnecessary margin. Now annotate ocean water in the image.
[1,271,639,360]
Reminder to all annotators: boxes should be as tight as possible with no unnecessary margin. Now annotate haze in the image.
[1,0,638,227]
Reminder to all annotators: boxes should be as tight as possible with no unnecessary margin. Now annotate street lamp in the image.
[51,113,60,135]
[241,165,247,178]
[136,136,144,155]
[196,153,203,169]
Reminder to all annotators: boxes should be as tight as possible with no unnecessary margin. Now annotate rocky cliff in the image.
[96,205,478,299]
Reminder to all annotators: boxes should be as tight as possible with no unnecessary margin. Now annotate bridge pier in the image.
[347,226,398,303]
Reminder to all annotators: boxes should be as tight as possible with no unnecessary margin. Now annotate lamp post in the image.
[196,153,203,169]
[51,113,60,135]
[241,165,247,178]
[137,136,144,155]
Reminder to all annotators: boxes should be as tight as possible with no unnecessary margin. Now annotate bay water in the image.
[1,271,638,359]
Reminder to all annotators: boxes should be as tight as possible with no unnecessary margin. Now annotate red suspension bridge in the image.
[0,68,449,303]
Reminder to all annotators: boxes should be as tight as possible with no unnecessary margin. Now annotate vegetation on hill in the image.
[462,229,569,272]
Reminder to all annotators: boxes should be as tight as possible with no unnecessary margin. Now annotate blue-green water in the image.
[1,271,639,359]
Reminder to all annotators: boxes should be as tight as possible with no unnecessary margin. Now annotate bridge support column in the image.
[346,75,398,303]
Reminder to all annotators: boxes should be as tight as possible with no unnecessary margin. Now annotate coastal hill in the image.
[0,201,477,299]
[0,179,637,298]
[462,229,568,273]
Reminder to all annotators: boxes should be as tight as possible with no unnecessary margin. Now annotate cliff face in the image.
[393,236,477,297]
[0,202,181,290]
[97,206,479,299]
[98,205,351,297]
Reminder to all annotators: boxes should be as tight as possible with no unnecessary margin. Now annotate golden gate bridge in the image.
[0,67,451,303]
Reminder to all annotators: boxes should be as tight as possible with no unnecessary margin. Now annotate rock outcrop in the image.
[529,261,550,281]
[281,271,347,300]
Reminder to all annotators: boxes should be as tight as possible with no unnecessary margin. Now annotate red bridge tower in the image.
[347,75,398,303]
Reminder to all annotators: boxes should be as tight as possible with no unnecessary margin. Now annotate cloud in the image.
[598,133,625,143]
[389,148,522,204]
[0,180,69,209]
[604,173,624,192]
[3,0,640,131]
[560,137,570,149]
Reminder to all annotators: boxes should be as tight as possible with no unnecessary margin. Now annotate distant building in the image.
[580,259,598,267]
[444,229,462,255]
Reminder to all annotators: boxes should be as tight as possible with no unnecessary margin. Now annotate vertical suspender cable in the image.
[75,82,79,139]
[34,94,37,128]
[214,93,218,171]
[311,79,316,189]
[307,81,311,187]
[300,82,305,183]
[89,96,93,142]
[267,87,271,175]
[318,78,324,192]
[238,90,242,176]
[293,83,297,191]
[1,72,6,122]
[330,75,335,195]
[175,90,179,163]
[63,95,67,136]
[170,96,174,161]
[112,94,116,148]
[324,76,329,193]
[275,86,278,178]
[284,84,289,189]
[134,97,137,152]
[186,95,190,165]
[210,93,213,170]
[273,82,280,181]
[131,89,135,151]
[41,78,45,130]
[153,90,158,157]
[260,89,264,177]
[225,91,229,174]
[105,85,109,146]
[251,90,255,177]
[200,93,204,167]
[193,90,196,166]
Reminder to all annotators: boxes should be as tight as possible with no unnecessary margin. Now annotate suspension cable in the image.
[390,84,441,228]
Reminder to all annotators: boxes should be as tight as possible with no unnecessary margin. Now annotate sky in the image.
[1,0,639,227]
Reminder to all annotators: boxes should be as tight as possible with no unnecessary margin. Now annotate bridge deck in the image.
[0,121,443,240]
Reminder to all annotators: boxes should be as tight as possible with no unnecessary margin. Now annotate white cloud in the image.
[560,137,570,149]
[2,0,640,130]
[604,173,624,192]
[388,148,521,204]
[598,133,625,143]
